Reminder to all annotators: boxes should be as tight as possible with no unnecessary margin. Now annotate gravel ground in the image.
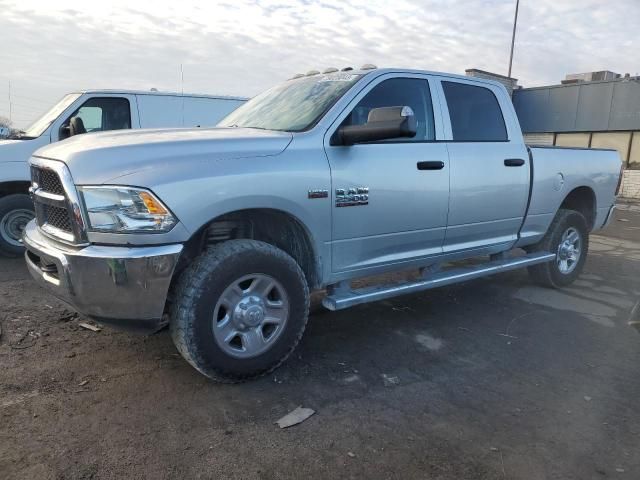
[1,202,639,480]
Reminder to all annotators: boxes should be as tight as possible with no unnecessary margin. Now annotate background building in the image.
[512,72,640,199]
[465,69,518,95]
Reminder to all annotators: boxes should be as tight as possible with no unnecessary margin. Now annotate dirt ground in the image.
[1,202,639,480]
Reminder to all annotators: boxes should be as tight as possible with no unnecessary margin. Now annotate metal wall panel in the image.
[548,86,579,132]
[555,133,590,148]
[514,79,640,133]
[523,133,554,145]
[629,132,640,169]
[575,82,614,131]
[512,88,550,132]
[609,82,640,130]
[591,132,631,164]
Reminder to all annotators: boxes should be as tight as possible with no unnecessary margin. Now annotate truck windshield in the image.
[218,73,362,132]
[22,93,81,139]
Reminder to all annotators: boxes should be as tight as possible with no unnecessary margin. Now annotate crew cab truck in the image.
[0,90,247,256]
[22,67,622,382]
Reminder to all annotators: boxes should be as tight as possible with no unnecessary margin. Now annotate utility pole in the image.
[180,64,184,95]
[8,79,12,122]
[508,0,520,79]
[180,64,185,125]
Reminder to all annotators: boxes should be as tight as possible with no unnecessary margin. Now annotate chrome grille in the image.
[32,166,65,195]
[43,204,72,232]
[29,160,86,244]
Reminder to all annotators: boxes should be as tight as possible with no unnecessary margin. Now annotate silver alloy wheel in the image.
[0,209,34,247]
[556,226,582,274]
[212,273,290,359]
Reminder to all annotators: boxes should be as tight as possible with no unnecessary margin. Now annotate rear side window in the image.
[442,82,507,141]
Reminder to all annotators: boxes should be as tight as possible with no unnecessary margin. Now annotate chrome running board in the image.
[322,251,556,311]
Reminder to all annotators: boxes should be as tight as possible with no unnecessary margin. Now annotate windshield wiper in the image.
[7,130,30,140]
[9,133,36,140]
[225,124,270,131]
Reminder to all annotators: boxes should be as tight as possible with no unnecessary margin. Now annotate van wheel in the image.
[170,240,310,382]
[0,194,34,258]
[526,208,589,288]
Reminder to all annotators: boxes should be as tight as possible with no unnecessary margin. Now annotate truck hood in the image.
[0,137,48,164]
[33,127,294,184]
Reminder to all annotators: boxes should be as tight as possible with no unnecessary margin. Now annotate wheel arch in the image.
[559,186,596,230]
[179,208,321,289]
[0,180,31,198]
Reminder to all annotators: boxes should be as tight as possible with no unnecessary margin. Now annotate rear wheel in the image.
[0,194,34,258]
[527,208,589,288]
[170,240,310,382]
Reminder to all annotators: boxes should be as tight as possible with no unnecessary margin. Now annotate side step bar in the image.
[322,251,556,311]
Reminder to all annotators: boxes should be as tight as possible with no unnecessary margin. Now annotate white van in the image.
[0,90,247,256]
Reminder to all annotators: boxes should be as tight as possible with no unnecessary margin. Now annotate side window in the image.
[442,82,507,142]
[69,97,131,133]
[342,78,435,142]
[76,106,102,131]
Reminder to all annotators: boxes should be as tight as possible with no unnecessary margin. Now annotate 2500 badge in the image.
[335,187,369,207]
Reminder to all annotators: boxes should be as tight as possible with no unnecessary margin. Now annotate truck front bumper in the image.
[22,220,183,332]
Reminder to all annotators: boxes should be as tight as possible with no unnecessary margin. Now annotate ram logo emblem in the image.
[335,187,369,207]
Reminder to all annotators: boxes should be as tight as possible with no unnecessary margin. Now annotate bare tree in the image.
[0,116,16,138]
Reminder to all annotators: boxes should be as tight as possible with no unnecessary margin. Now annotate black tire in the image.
[526,208,589,288]
[0,194,34,258]
[170,240,310,383]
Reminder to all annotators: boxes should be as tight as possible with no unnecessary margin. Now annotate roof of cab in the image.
[303,67,508,90]
[75,89,248,101]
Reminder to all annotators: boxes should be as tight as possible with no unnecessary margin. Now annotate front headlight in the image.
[78,186,177,233]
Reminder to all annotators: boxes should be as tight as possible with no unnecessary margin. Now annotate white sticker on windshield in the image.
[318,73,359,82]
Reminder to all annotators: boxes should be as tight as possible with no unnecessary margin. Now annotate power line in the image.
[2,95,50,108]
[0,101,46,114]
[10,92,52,104]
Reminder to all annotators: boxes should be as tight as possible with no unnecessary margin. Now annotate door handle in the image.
[417,161,445,170]
[504,158,525,167]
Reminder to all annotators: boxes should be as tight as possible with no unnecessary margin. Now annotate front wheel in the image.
[0,194,35,258]
[170,240,310,382]
[527,208,589,288]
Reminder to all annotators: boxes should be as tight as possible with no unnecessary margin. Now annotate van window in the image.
[442,82,507,142]
[69,97,131,133]
[341,78,435,142]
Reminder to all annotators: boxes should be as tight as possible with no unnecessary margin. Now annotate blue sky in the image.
[0,0,638,127]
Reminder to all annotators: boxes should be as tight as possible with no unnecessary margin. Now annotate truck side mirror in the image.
[59,116,87,140]
[332,106,417,146]
[59,123,71,140]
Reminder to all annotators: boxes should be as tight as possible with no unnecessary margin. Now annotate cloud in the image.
[0,0,637,127]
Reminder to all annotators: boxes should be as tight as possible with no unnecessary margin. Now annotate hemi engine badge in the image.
[308,189,329,199]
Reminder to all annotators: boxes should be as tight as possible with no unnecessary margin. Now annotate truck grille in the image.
[32,166,65,195]
[30,162,85,244]
[43,204,72,232]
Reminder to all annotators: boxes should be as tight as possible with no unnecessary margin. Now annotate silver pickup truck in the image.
[22,67,623,382]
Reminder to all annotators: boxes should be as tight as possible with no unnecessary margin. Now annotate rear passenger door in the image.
[437,78,530,252]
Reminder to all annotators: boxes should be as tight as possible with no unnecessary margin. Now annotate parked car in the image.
[0,90,247,256]
[22,67,623,382]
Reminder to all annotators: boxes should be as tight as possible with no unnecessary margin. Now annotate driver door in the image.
[324,74,450,275]
[54,94,138,141]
